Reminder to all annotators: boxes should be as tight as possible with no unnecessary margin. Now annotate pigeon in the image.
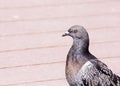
[62,25,120,86]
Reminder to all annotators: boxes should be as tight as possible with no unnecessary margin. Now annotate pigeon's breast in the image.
[65,55,87,85]
[65,60,80,85]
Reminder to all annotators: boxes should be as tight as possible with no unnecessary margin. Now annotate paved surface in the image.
[0,0,120,86]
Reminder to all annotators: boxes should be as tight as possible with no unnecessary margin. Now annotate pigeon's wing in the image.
[76,59,120,86]
[90,59,120,86]
[90,59,113,77]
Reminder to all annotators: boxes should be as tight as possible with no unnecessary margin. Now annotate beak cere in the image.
[62,32,70,37]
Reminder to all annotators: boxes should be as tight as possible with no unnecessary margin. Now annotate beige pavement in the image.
[0,0,120,86]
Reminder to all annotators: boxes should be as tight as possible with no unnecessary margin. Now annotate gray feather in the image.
[63,25,120,86]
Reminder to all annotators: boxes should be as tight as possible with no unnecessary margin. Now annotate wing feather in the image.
[75,59,119,86]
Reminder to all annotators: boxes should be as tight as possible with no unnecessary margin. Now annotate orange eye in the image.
[73,29,78,33]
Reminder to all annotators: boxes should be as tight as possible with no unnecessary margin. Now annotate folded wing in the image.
[76,59,120,86]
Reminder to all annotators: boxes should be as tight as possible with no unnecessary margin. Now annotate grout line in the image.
[0,26,120,37]
[0,40,120,53]
[0,0,114,10]
[90,40,120,44]
[1,78,65,86]
[0,61,65,70]
[0,56,119,70]
[0,45,67,53]
[0,12,120,23]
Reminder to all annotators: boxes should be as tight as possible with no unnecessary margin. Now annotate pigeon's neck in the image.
[73,38,89,54]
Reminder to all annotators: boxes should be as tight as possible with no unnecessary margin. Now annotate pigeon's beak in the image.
[62,32,70,37]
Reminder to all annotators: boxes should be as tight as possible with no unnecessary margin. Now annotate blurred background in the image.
[0,0,120,86]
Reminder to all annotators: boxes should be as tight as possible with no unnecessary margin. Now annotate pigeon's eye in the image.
[73,29,78,33]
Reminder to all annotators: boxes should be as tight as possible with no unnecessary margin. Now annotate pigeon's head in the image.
[62,25,89,40]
